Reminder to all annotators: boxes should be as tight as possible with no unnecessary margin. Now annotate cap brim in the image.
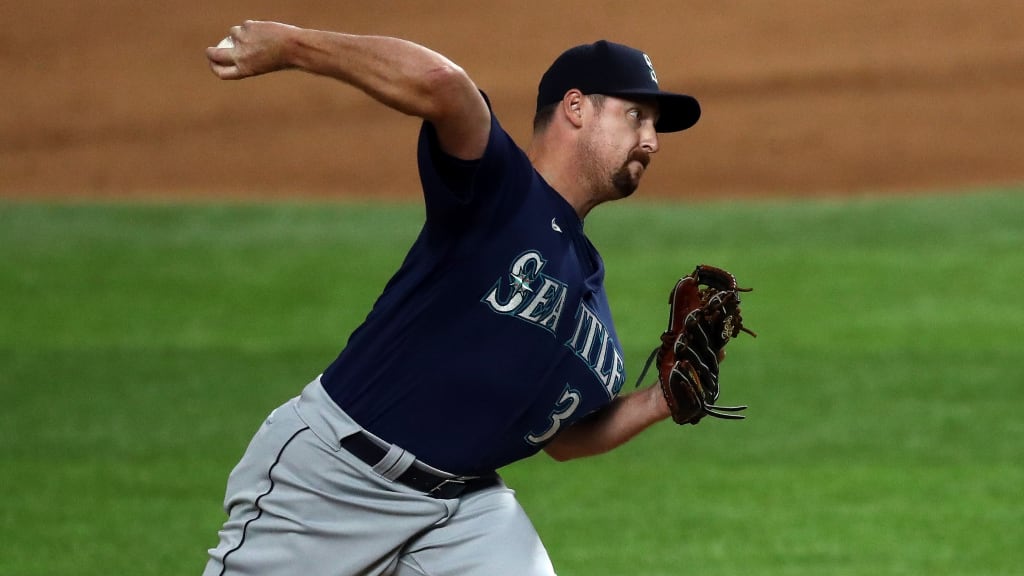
[610,90,701,133]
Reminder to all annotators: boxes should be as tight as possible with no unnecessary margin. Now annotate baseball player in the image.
[203,20,703,576]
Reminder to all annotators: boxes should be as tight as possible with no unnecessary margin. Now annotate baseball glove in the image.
[636,265,756,425]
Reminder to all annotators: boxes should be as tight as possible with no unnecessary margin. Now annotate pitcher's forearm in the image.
[284,28,474,121]
[208,21,489,158]
[543,385,671,462]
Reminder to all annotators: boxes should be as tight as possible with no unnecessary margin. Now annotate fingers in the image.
[206,21,298,81]
[206,53,242,80]
[209,24,242,48]
[206,38,240,79]
[667,361,705,425]
[205,24,249,80]
[210,65,244,80]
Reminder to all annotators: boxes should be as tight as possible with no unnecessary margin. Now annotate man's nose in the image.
[641,125,659,154]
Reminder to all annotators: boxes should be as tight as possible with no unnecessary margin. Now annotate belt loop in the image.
[373,444,416,481]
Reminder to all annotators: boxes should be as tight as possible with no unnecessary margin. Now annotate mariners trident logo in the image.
[643,53,658,84]
[482,250,567,333]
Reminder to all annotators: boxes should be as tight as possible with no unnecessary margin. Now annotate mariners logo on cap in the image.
[643,54,658,85]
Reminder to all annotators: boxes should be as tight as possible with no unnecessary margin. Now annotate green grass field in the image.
[1,189,1021,575]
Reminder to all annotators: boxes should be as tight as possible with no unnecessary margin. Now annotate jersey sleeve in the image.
[416,93,529,226]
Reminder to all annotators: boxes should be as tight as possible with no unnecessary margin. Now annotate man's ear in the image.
[563,90,585,128]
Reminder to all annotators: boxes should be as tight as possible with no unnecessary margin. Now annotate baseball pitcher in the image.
[202,21,751,576]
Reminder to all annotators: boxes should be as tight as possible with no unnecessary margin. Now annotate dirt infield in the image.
[3,1,1023,201]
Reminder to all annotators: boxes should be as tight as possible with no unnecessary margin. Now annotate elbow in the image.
[422,62,470,93]
[543,435,604,462]
[419,63,477,120]
[545,443,608,462]
[544,446,573,462]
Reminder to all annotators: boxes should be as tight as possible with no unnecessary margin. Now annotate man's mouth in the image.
[629,151,651,170]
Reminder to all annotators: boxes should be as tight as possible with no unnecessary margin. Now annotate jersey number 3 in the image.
[525,384,581,445]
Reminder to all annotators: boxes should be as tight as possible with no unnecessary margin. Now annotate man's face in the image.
[578,95,661,200]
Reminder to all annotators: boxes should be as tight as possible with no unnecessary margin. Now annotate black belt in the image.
[340,432,499,499]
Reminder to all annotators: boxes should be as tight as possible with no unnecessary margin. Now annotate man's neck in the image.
[527,142,596,220]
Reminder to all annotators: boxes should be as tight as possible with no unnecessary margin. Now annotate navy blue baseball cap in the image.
[537,40,701,133]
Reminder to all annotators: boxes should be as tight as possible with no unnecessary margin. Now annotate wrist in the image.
[647,382,672,421]
[278,24,310,70]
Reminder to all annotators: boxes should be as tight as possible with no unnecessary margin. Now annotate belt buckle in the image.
[428,477,468,499]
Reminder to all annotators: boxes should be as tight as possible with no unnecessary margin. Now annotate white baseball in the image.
[217,36,234,49]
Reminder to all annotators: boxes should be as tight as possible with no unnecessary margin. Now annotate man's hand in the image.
[206,21,299,80]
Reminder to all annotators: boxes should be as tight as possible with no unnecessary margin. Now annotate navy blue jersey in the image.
[321,107,625,475]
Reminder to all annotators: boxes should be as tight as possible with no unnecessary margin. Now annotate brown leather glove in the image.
[636,265,756,425]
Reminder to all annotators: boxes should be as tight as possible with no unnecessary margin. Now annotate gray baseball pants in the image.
[202,377,557,576]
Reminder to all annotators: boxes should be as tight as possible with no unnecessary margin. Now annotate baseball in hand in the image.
[217,36,234,49]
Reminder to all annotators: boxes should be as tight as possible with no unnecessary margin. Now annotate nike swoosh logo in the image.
[551,218,562,233]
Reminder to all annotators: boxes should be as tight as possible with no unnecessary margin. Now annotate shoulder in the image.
[428,79,491,161]
[419,102,530,185]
